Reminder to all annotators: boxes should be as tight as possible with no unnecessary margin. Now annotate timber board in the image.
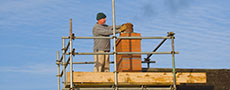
[67,72,206,86]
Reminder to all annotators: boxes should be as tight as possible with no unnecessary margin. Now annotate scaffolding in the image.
[56,1,178,90]
[56,19,178,90]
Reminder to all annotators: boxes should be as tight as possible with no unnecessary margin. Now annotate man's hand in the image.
[119,24,127,32]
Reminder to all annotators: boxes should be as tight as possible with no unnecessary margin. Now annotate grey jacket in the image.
[93,23,121,52]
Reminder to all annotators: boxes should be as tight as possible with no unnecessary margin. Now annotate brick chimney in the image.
[116,23,142,72]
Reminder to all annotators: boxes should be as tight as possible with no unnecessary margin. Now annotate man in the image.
[92,12,126,72]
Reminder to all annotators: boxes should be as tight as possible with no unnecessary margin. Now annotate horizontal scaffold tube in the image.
[61,36,171,39]
[117,36,170,39]
[117,52,179,54]
[56,61,156,65]
[65,52,179,55]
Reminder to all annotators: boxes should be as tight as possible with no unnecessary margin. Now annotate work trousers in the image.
[93,51,110,72]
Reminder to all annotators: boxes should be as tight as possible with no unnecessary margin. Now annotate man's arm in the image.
[93,26,119,36]
[107,25,121,29]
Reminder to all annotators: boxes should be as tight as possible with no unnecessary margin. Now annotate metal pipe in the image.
[117,52,178,54]
[56,61,156,64]
[59,41,70,62]
[70,52,179,55]
[76,37,112,39]
[112,0,118,90]
[61,36,170,39]
[145,38,167,68]
[60,56,70,76]
[62,36,111,39]
[57,51,60,90]
[73,52,113,55]
[62,39,66,86]
[171,36,176,90]
[118,36,170,39]
[69,18,74,89]
[145,39,167,60]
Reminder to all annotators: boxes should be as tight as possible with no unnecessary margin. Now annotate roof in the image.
[143,68,230,90]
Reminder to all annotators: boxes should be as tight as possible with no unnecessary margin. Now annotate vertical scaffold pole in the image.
[62,39,66,86]
[171,34,176,90]
[69,18,74,89]
[57,51,60,90]
[112,0,118,90]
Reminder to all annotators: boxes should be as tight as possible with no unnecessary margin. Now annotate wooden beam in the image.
[67,72,206,85]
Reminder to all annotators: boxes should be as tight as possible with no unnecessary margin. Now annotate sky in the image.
[0,0,230,90]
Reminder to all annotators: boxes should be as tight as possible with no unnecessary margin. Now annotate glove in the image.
[119,24,127,32]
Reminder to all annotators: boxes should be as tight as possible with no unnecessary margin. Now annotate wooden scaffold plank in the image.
[67,72,206,86]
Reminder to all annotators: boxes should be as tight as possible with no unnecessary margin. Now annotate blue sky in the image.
[0,0,230,90]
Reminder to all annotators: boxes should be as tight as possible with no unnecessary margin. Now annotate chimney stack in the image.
[116,23,142,72]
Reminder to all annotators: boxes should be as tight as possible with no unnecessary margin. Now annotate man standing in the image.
[92,12,126,72]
